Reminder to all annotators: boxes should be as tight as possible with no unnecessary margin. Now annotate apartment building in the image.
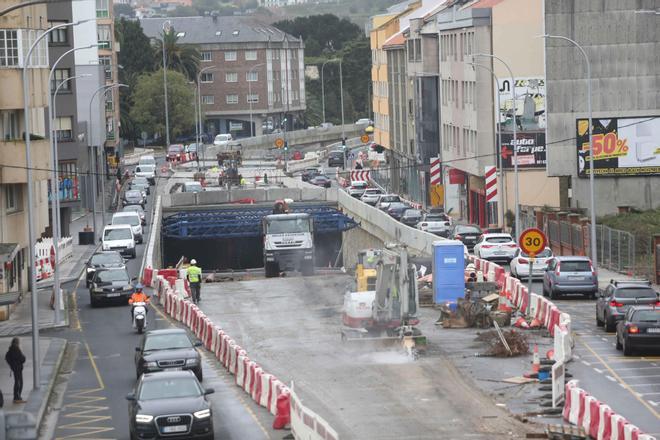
[0,0,52,308]
[141,16,305,137]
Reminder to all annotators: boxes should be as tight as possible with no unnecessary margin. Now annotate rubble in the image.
[475,329,530,357]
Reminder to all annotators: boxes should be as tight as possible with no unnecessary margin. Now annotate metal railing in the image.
[595,225,636,275]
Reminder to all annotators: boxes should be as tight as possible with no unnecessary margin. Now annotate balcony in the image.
[0,139,50,183]
[96,9,109,18]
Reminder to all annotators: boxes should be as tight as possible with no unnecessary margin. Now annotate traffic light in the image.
[284,141,288,151]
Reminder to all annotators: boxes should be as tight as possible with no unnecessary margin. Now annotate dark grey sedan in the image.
[400,208,423,226]
[135,329,203,381]
[387,202,411,221]
[596,279,658,332]
[309,175,332,188]
[89,267,135,307]
[123,190,145,208]
[86,251,125,287]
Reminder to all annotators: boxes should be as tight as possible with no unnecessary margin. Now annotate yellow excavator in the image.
[355,249,381,292]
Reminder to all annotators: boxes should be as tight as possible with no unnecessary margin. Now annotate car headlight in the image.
[135,414,153,424]
[186,358,199,366]
[86,268,94,273]
[124,285,134,291]
[193,409,211,419]
[93,287,103,293]
[144,361,157,368]
[128,242,135,248]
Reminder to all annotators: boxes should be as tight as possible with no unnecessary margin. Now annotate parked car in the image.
[360,188,384,205]
[213,133,233,147]
[182,181,203,193]
[301,167,322,182]
[135,165,156,185]
[400,209,423,226]
[416,212,452,237]
[510,247,554,280]
[127,371,214,440]
[450,224,483,251]
[327,150,345,168]
[89,267,135,307]
[542,256,597,300]
[375,194,401,212]
[596,279,658,331]
[86,251,125,287]
[123,190,145,208]
[355,118,373,125]
[166,144,185,162]
[123,205,146,226]
[615,306,660,355]
[309,175,332,188]
[348,181,369,198]
[135,329,203,381]
[102,224,136,258]
[112,211,144,244]
[473,233,518,262]
[386,202,410,221]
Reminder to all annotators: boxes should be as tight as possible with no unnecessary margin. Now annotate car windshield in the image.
[456,225,481,234]
[380,196,400,203]
[352,182,367,188]
[485,236,513,243]
[559,260,591,272]
[519,249,553,258]
[364,189,381,195]
[615,287,657,299]
[104,228,132,240]
[90,253,123,266]
[216,135,231,141]
[185,183,202,191]
[126,191,142,198]
[144,333,193,351]
[96,270,129,283]
[113,215,139,226]
[404,210,421,217]
[123,206,144,215]
[426,214,448,222]
[138,377,201,401]
[138,165,155,173]
[632,309,660,322]
[389,203,408,209]
[168,145,183,153]
[139,158,155,166]
[132,178,148,185]
[266,218,310,234]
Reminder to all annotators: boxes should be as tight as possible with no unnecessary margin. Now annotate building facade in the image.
[0,0,52,309]
[141,16,305,138]
[544,0,660,216]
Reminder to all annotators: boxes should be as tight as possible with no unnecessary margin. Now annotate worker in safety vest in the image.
[187,259,202,303]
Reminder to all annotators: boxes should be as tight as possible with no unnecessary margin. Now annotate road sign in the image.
[141,131,147,140]
[360,134,370,144]
[519,228,547,257]
[274,138,285,149]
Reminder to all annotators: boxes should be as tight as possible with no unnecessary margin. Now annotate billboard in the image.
[499,132,546,169]
[576,117,660,177]
[496,77,546,131]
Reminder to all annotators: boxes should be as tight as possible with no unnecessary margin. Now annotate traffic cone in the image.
[529,318,543,329]
[532,344,540,374]
[513,316,530,329]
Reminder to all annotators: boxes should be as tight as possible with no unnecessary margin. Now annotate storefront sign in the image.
[496,77,546,130]
[576,117,660,177]
[499,132,546,169]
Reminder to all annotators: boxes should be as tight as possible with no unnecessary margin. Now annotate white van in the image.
[213,133,233,147]
[102,224,136,258]
[138,155,156,167]
[111,212,143,244]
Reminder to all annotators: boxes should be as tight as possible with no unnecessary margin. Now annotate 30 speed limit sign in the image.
[519,228,547,257]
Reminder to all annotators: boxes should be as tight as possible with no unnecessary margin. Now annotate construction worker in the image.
[129,283,150,319]
[187,259,202,303]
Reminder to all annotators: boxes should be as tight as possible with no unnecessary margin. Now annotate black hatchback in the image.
[135,329,203,381]
[451,224,483,251]
[127,370,214,440]
[86,251,125,287]
[328,151,345,167]
[615,306,660,356]
[89,268,135,307]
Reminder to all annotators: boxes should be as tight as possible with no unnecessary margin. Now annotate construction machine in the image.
[341,245,426,358]
[355,249,381,292]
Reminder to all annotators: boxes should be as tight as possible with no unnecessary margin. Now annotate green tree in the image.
[273,14,362,57]
[152,28,200,81]
[130,69,195,142]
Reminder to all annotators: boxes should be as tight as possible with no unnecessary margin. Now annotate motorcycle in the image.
[132,301,147,334]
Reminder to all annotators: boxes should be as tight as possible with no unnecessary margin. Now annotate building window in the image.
[225,72,237,83]
[247,94,259,104]
[52,68,71,92]
[0,30,19,66]
[200,72,214,83]
[48,21,68,44]
[97,24,112,49]
[96,0,109,17]
[99,55,112,80]
[56,161,79,201]
[202,95,214,104]
[0,110,20,141]
[201,51,212,62]
[5,184,22,213]
[106,116,114,139]
[246,71,258,82]
[55,116,73,141]
[226,94,238,104]
[224,51,237,61]
[245,50,257,60]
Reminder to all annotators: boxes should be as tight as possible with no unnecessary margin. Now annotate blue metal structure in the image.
[162,205,358,239]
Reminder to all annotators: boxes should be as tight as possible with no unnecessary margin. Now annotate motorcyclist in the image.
[129,283,150,320]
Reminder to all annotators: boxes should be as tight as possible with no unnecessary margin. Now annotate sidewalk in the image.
[597,266,659,290]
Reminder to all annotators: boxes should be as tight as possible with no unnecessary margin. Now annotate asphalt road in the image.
[40,168,277,440]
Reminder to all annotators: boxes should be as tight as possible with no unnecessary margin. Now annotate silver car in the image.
[360,188,383,205]
[542,256,598,300]
[596,279,658,332]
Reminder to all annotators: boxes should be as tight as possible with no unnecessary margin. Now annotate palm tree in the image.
[153,28,200,81]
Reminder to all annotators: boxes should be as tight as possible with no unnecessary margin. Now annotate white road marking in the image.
[581,360,592,366]
[594,368,604,374]
[605,375,617,382]
[649,401,659,407]
[618,374,660,379]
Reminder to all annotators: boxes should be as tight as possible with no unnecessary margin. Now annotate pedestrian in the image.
[5,337,26,404]
[187,259,202,304]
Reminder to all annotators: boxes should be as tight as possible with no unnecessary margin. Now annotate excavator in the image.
[341,244,426,359]
[355,249,381,292]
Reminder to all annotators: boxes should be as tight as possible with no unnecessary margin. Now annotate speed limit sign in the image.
[519,228,547,257]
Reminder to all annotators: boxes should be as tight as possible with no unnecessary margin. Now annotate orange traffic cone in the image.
[546,349,555,361]
[513,317,530,329]
[532,344,540,374]
[529,318,543,329]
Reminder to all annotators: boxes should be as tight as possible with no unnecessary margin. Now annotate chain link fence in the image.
[595,225,636,275]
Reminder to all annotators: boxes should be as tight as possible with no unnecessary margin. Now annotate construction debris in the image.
[475,329,530,357]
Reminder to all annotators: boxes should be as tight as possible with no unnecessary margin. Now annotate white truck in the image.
[262,213,314,277]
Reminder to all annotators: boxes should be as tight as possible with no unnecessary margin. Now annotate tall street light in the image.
[23,19,91,388]
[248,63,265,137]
[162,20,172,147]
[320,59,333,125]
[100,84,128,227]
[467,62,505,229]
[541,34,597,274]
[321,58,345,139]
[47,43,97,325]
[197,65,217,168]
[474,53,519,239]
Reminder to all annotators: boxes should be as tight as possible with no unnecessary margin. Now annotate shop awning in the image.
[0,243,20,264]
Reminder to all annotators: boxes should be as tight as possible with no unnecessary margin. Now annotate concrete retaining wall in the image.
[166,186,337,207]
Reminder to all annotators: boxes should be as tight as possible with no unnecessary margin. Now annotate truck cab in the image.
[262,213,314,277]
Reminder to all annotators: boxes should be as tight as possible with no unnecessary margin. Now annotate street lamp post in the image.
[338,59,345,141]
[320,59,333,125]
[248,63,265,137]
[23,19,90,389]
[196,65,216,168]
[162,20,171,147]
[99,85,127,227]
[47,44,97,326]
[474,53,518,239]
[541,34,597,273]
